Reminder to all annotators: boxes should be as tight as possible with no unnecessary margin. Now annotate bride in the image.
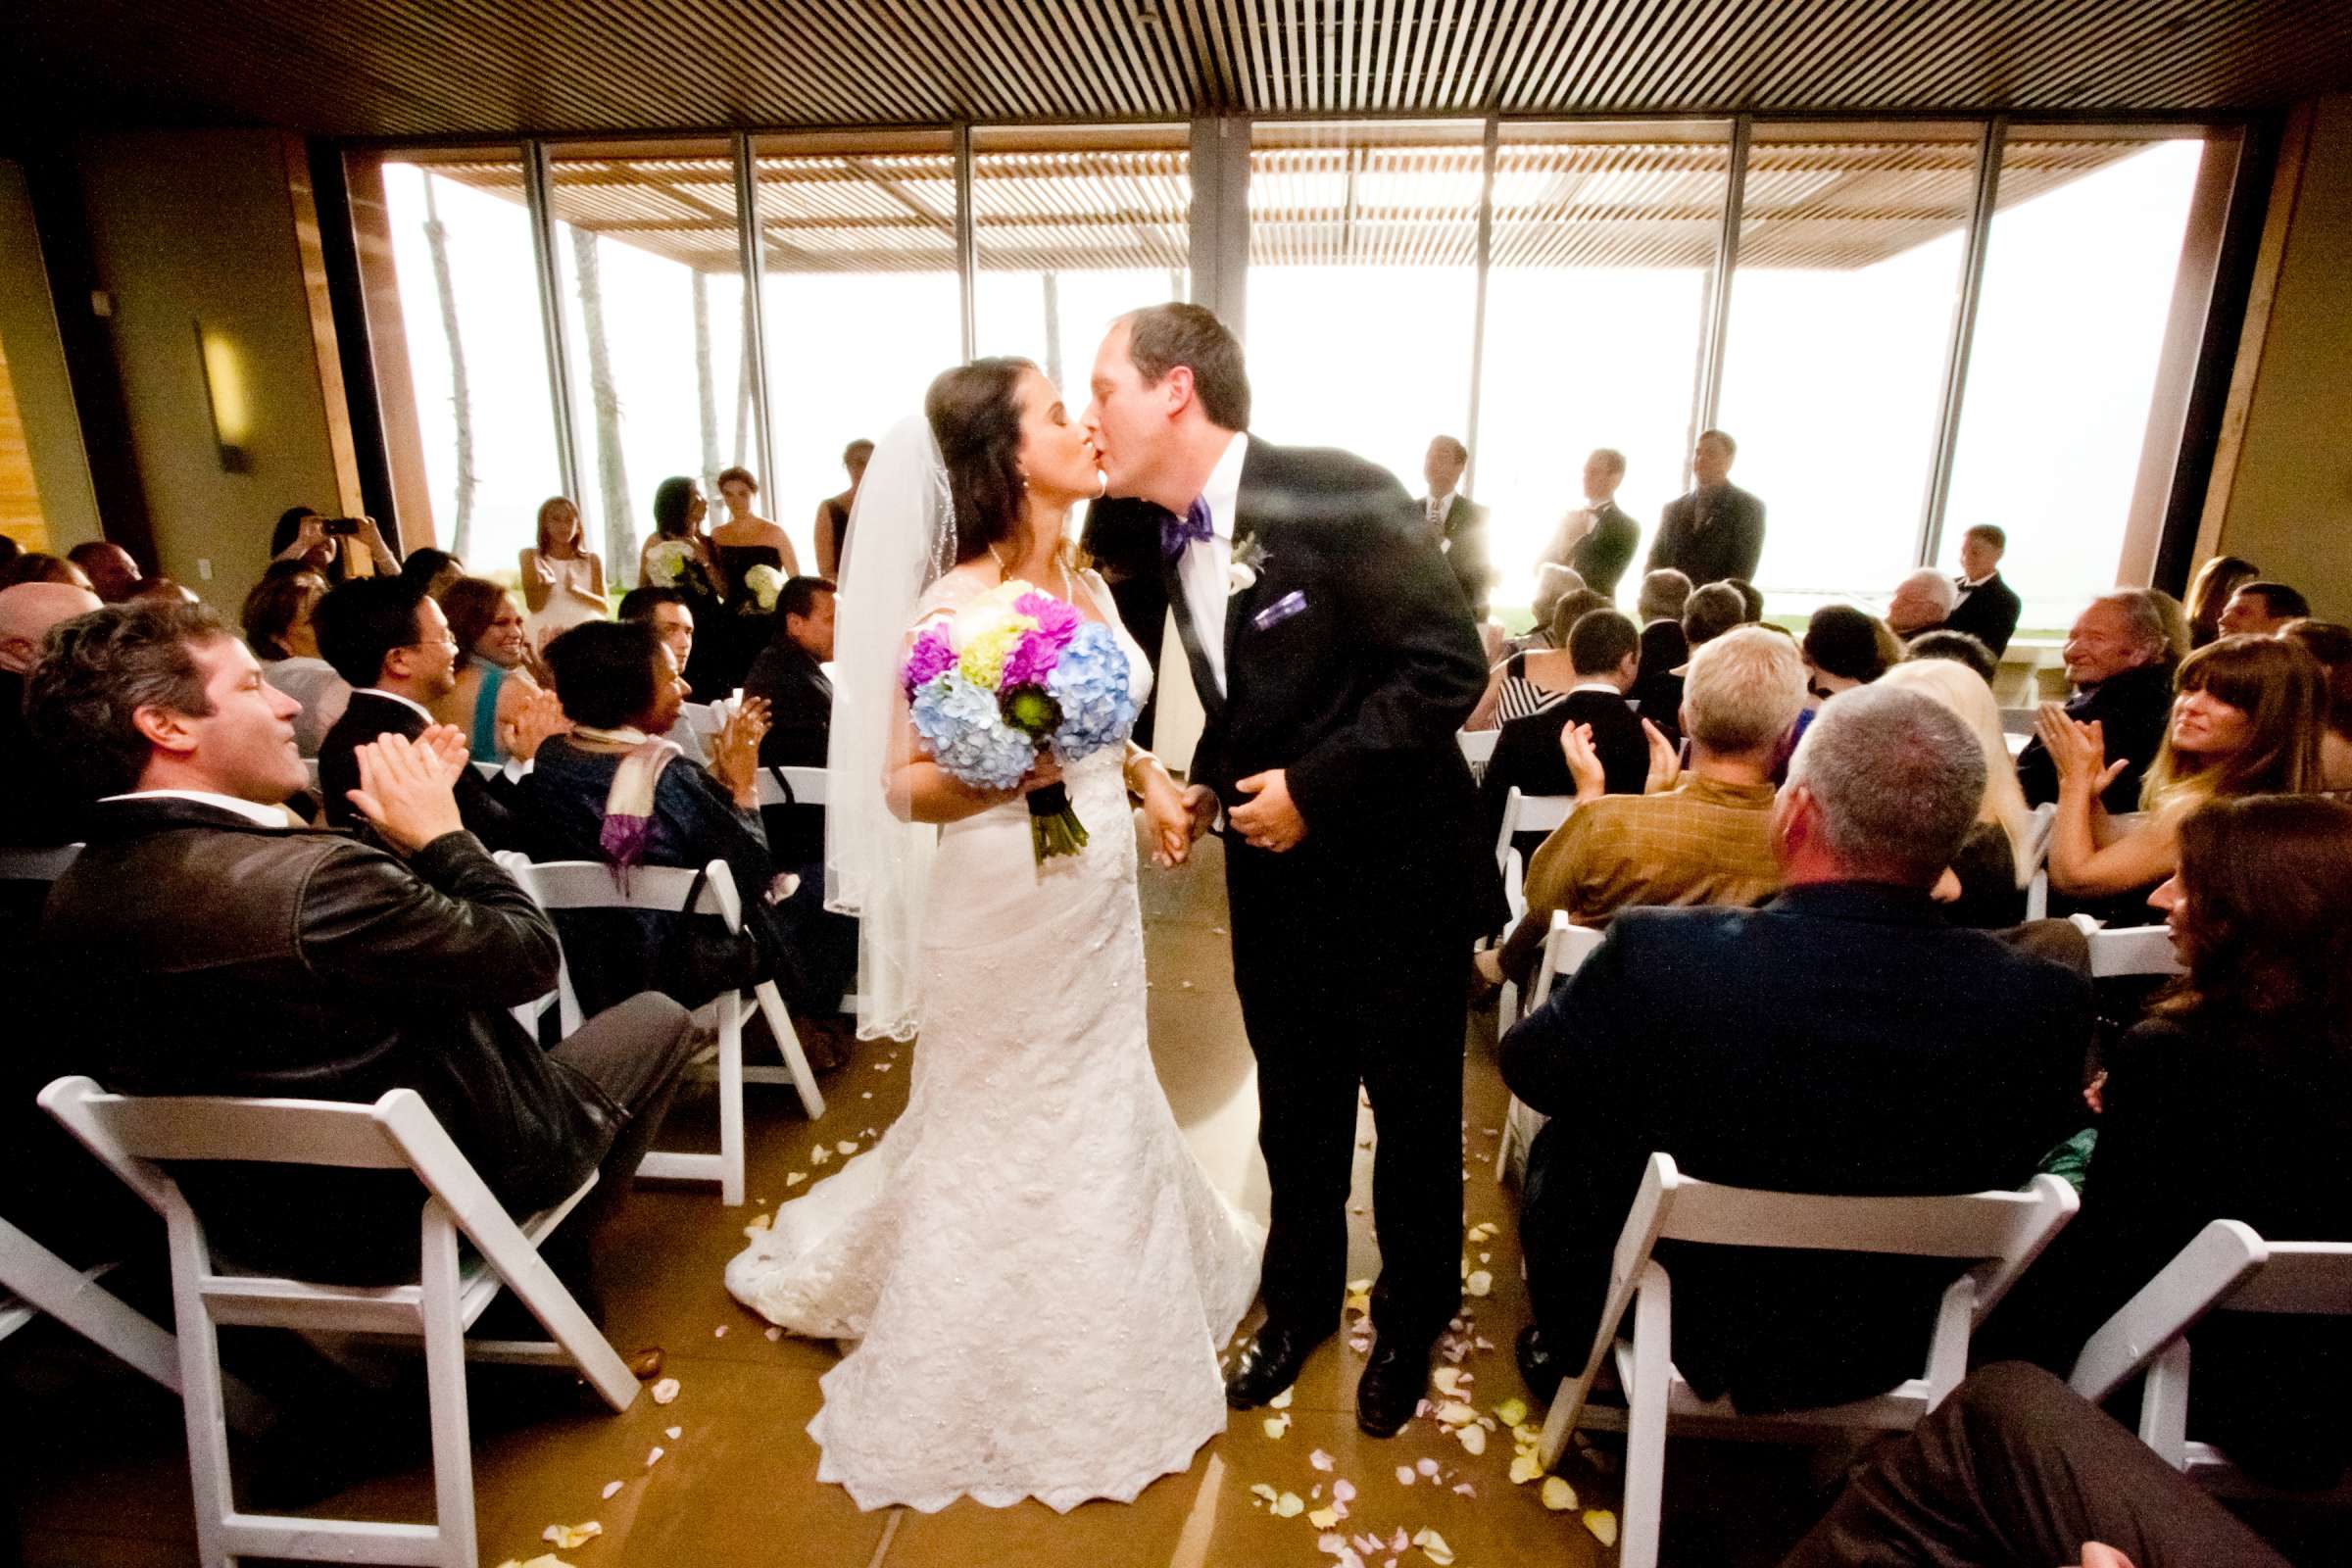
[725,358,1264,1512]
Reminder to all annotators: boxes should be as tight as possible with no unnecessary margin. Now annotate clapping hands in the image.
[347,726,469,854]
[499,687,570,762]
[709,697,774,806]
[1559,721,1607,801]
[2034,704,2128,802]
[1640,718,1682,795]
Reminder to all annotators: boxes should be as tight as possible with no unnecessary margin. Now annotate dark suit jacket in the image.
[1481,687,1645,849]
[1421,493,1493,619]
[743,635,832,866]
[2015,662,2174,817]
[1173,438,1497,935]
[1944,572,2022,658]
[318,690,530,853]
[0,668,81,848]
[1079,496,1174,748]
[1500,882,2088,1413]
[1630,619,1690,736]
[1648,483,1766,586]
[1565,504,1641,601]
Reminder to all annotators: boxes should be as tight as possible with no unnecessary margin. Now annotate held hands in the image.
[1137,768,1193,869]
[500,687,570,763]
[346,728,468,854]
[1558,721,1607,802]
[1640,717,1682,796]
[1178,782,1219,843]
[1231,768,1306,853]
[2034,705,2128,801]
[709,697,774,806]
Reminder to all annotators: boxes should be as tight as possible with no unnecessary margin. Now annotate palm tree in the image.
[570,226,634,582]
[421,177,476,557]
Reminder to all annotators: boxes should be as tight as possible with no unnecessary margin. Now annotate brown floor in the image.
[7,830,1840,1568]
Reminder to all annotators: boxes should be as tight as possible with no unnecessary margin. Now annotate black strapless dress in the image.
[714,543,785,695]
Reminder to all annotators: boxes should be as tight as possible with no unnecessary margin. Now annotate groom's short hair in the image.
[1121,304,1251,431]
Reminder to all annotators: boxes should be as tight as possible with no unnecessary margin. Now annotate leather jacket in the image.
[42,796,616,1282]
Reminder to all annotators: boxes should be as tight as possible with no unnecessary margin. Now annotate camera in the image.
[321,517,363,537]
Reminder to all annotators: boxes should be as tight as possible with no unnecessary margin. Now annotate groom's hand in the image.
[1179,783,1219,842]
[1231,769,1307,853]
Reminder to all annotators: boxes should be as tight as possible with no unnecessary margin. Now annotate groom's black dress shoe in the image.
[1516,1324,1564,1403]
[1355,1333,1435,1438]
[1224,1322,1328,1408]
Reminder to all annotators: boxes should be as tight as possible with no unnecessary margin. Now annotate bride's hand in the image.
[1139,770,1192,867]
[1016,753,1064,796]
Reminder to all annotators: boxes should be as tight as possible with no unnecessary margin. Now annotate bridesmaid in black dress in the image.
[638,476,730,701]
[712,465,800,694]
[811,437,873,582]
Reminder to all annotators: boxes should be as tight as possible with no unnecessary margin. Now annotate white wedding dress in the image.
[724,571,1264,1513]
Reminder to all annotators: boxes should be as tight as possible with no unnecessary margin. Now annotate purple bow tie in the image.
[1162,498,1213,560]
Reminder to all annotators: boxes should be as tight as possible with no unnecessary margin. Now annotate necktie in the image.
[1161,497,1213,560]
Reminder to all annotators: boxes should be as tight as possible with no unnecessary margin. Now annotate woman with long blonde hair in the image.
[1883,658,2036,924]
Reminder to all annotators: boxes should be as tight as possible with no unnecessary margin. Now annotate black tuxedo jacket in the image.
[1079,495,1174,748]
[2015,662,2173,817]
[1648,483,1766,587]
[744,637,832,866]
[1564,504,1641,601]
[1166,438,1497,932]
[1481,687,1645,847]
[1420,493,1493,619]
[318,690,529,853]
[1944,572,2022,658]
[1501,882,2089,1413]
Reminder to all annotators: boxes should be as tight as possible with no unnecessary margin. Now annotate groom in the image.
[1083,305,1499,1436]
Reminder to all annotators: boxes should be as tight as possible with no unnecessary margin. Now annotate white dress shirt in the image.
[101,789,297,828]
[1177,431,1249,700]
[356,687,435,723]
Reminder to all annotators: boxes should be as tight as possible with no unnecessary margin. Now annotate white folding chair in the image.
[39,1075,638,1568]
[1456,726,1498,784]
[2070,1218,2352,1480]
[500,856,826,1206]
[1542,1153,2078,1568]
[2020,802,2057,917]
[2065,913,2185,979]
[752,766,861,1018]
[665,700,724,763]
[1494,912,1604,1184]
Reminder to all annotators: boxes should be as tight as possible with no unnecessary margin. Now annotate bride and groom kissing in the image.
[724,304,1503,1513]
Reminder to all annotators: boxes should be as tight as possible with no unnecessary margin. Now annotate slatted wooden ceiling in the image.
[8,0,2352,138]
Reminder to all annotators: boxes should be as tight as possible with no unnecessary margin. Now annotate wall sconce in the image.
[194,319,252,473]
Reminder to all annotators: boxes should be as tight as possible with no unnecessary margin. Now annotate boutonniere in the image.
[1228,535,1268,597]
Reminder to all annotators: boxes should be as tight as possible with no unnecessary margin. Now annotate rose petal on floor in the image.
[1249,1482,1279,1505]
[542,1521,601,1549]
[1414,1457,1439,1477]
[835,1140,858,1155]
[1541,1476,1578,1511]
[1463,1271,1493,1298]
[1411,1526,1455,1564]
[646,1446,664,1468]
[1273,1491,1305,1518]
[1394,1465,1416,1486]
[600,1480,622,1499]
[784,1171,807,1188]
[1454,1424,1486,1455]
[809,1147,831,1165]
[1583,1509,1619,1546]
[1308,1505,1341,1530]
[1430,1367,1465,1398]
[764,1326,781,1341]
[1331,1478,1356,1502]
[664,1426,681,1441]
[1494,1396,1528,1428]
[1309,1447,1335,1472]
[1508,1451,1544,1485]
[649,1378,680,1405]
[741,1211,772,1239]
[1270,1387,1294,1409]
[1262,1413,1291,1440]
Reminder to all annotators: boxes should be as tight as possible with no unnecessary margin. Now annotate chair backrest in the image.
[2020,802,2057,891]
[1494,786,1575,876]
[1456,728,1499,768]
[1528,910,1606,1011]
[755,765,828,808]
[2066,914,2184,979]
[0,843,81,884]
[679,701,725,737]
[502,857,744,1033]
[1999,707,2038,738]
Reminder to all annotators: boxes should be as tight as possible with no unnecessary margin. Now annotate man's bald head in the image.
[0,581,103,674]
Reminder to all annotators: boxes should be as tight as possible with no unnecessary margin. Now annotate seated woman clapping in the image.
[2036,635,2323,916]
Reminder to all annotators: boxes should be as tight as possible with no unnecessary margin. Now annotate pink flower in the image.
[1014,591,1081,644]
[902,626,956,694]
[999,627,1063,690]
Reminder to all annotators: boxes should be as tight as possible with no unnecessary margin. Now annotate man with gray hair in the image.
[2015,590,2176,815]
[1501,683,2089,1412]
[1886,567,1960,641]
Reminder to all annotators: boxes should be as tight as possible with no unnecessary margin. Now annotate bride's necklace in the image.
[990,542,1071,602]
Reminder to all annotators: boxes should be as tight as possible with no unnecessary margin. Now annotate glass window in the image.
[373,150,566,576]
[1246,122,1485,496]
[545,139,746,584]
[1942,130,2216,630]
[1476,122,1734,608]
[971,126,1191,402]
[1713,124,1983,611]
[754,131,962,575]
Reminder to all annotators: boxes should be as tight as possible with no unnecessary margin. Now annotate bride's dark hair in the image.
[925,358,1035,565]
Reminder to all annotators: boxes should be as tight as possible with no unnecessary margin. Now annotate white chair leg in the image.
[0,1215,180,1394]
[2139,1338,2193,1471]
[163,1201,237,1568]
[716,989,745,1206]
[1493,1105,1519,1185]
[419,1208,477,1568]
[751,980,826,1120]
[1619,1266,1675,1568]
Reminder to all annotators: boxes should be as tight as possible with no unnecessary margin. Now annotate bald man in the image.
[1,580,103,845]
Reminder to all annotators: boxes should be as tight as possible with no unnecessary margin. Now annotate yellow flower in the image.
[958,623,1025,687]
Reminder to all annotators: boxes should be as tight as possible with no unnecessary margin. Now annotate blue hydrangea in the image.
[909,671,1036,791]
[1046,622,1138,762]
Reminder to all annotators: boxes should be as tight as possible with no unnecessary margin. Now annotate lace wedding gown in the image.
[725,570,1264,1513]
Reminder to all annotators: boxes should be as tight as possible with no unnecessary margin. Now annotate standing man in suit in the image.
[1084,304,1498,1438]
[1944,524,2023,658]
[1419,435,1493,620]
[1648,428,1765,588]
[1501,684,2088,1412]
[1543,449,1641,602]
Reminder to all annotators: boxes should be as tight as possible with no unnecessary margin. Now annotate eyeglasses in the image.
[401,637,461,655]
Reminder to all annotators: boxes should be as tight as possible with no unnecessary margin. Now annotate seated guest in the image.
[1629,568,1694,721]
[1886,567,1958,641]
[525,621,856,1030]
[2017,591,2178,815]
[1984,796,2352,1491]
[1469,586,1608,730]
[1786,604,1901,769]
[4,552,94,592]
[242,564,348,755]
[1882,659,2035,928]
[2278,617,2352,790]
[1506,564,1585,656]
[67,541,142,604]
[1943,523,2022,657]
[0,580,102,846]
[2037,634,2321,910]
[397,546,466,601]
[1478,626,1802,991]
[2218,578,2309,637]
[431,576,561,765]
[743,575,836,865]
[1904,627,1998,686]
[26,601,699,1289]
[1779,1361,2293,1568]
[1636,566,1692,628]
[617,584,697,685]
[2184,554,2258,649]
[314,576,541,850]
[1725,576,1764,623]
[1635,581,1746,732]
[1502,684,2089,1412]
[1482,609,1646,853]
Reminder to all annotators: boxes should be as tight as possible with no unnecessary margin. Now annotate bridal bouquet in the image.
[903,580,1136,863]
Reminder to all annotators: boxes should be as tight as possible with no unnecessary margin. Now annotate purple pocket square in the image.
[1252,590,1307,631]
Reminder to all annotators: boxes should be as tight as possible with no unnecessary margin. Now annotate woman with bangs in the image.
[2035,634,2324,916]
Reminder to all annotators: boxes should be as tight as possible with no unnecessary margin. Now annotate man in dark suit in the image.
[2015,590,2176,816]
[1084,304,1498,1438]
[1502,684,2088,1414]
[743,574,834,866]
[1543,448,1641,602]
[1648,428,1765,587]
[1418,435,1493,620]
[0,580,102,847]
[1944,524,2022,658]
[313,576,543,852]
[1077,495,1174,748]
[1482,608,1647,850]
